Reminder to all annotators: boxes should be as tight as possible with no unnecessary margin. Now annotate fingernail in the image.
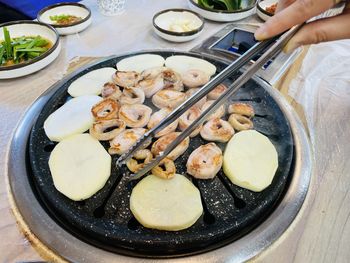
[254,26,268,41]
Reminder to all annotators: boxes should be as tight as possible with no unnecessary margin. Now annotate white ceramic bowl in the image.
[188,0,257,22]
[37,3,92,35]
[0,21,61,79]
[153,9,204,43]
[257,0,278,21]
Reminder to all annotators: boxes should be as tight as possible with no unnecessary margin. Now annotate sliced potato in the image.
[49,134,111,201]
[165,55,216,76]
[44,95,102,142]
[130,174,203,231]
[68,67,116,97]
[223,130,278,192]
[117,54,165,73]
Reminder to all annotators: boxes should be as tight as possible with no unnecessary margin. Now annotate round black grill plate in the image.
[28,51,293,257]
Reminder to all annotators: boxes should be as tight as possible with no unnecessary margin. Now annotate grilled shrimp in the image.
[112,71,141,88]
[89,119,126,141]
[101,82,122,101]
[182,69,210,88]
[152,89,186,109]
[118,104,152,128]
[228,103,255,118]
[186,143,223,179]
[185,88,207,108]
[179,105,202,137]
[119,87,145,105]
[147,108,178,137]
[109,128,146,155]
[207,84,227,100]
[151,132,190,161]
[200,118,234,142]
[91,98,119,121]
[201,100,225,120]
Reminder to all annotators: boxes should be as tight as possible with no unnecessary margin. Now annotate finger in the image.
[283,12,350,53]
[255,0,336,40]
[276,0,296,13]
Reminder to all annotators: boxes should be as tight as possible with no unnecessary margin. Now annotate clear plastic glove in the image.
[254,0,350,53]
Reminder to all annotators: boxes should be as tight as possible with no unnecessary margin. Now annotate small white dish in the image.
[153,9,204,43]
[188,0,257,22]
[0,21,61,79]
[37,3,92,35]
[257,0,278,21]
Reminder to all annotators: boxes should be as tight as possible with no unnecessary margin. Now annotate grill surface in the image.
[28,51,293,257]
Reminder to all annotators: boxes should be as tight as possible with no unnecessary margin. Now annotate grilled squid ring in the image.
[119,87,145,105]
[151,158,176,180]
[148,108,178,138]
[208,84,227,100]
[118,104,152,128]
[182,69,210,88]
[89,119,126,141]
[91,98,119,121]
[179,106,202,137]
[112,71,141,88]
[200,118,234,143]
[201,100,225,120]
[151,132,190,161]
[126,149,153,173]
[228,103,255,118]
[101,82,122,101]
[162,68,184,91]
[228,114,254,131]
[186,143,223,179]
[152,89,186,109]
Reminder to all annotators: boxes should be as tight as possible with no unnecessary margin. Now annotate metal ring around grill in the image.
[7,50,312,262]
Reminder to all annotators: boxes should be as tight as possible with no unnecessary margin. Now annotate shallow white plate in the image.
[188,0,257,22]
[0,21,61,79]
[153,9,204,43]
[257,0,278,21]
[37,3,91,35]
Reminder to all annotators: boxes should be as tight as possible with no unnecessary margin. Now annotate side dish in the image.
[50,14,82,25]
[0,27,52,67]
[266,3,277,14]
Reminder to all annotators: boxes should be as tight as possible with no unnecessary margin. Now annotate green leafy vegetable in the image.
[0,46,4,63]
[197,0,242,11]
[3,27,12,59]
[0,27,51,67]
[198,0,214,9]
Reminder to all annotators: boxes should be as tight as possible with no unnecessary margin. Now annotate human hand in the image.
[254,0,350,53]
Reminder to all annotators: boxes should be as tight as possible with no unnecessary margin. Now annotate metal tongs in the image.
[117,25,302,180]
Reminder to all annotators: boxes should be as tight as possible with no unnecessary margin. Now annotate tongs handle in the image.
[120,25,302,180]
[117,36,276,166]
